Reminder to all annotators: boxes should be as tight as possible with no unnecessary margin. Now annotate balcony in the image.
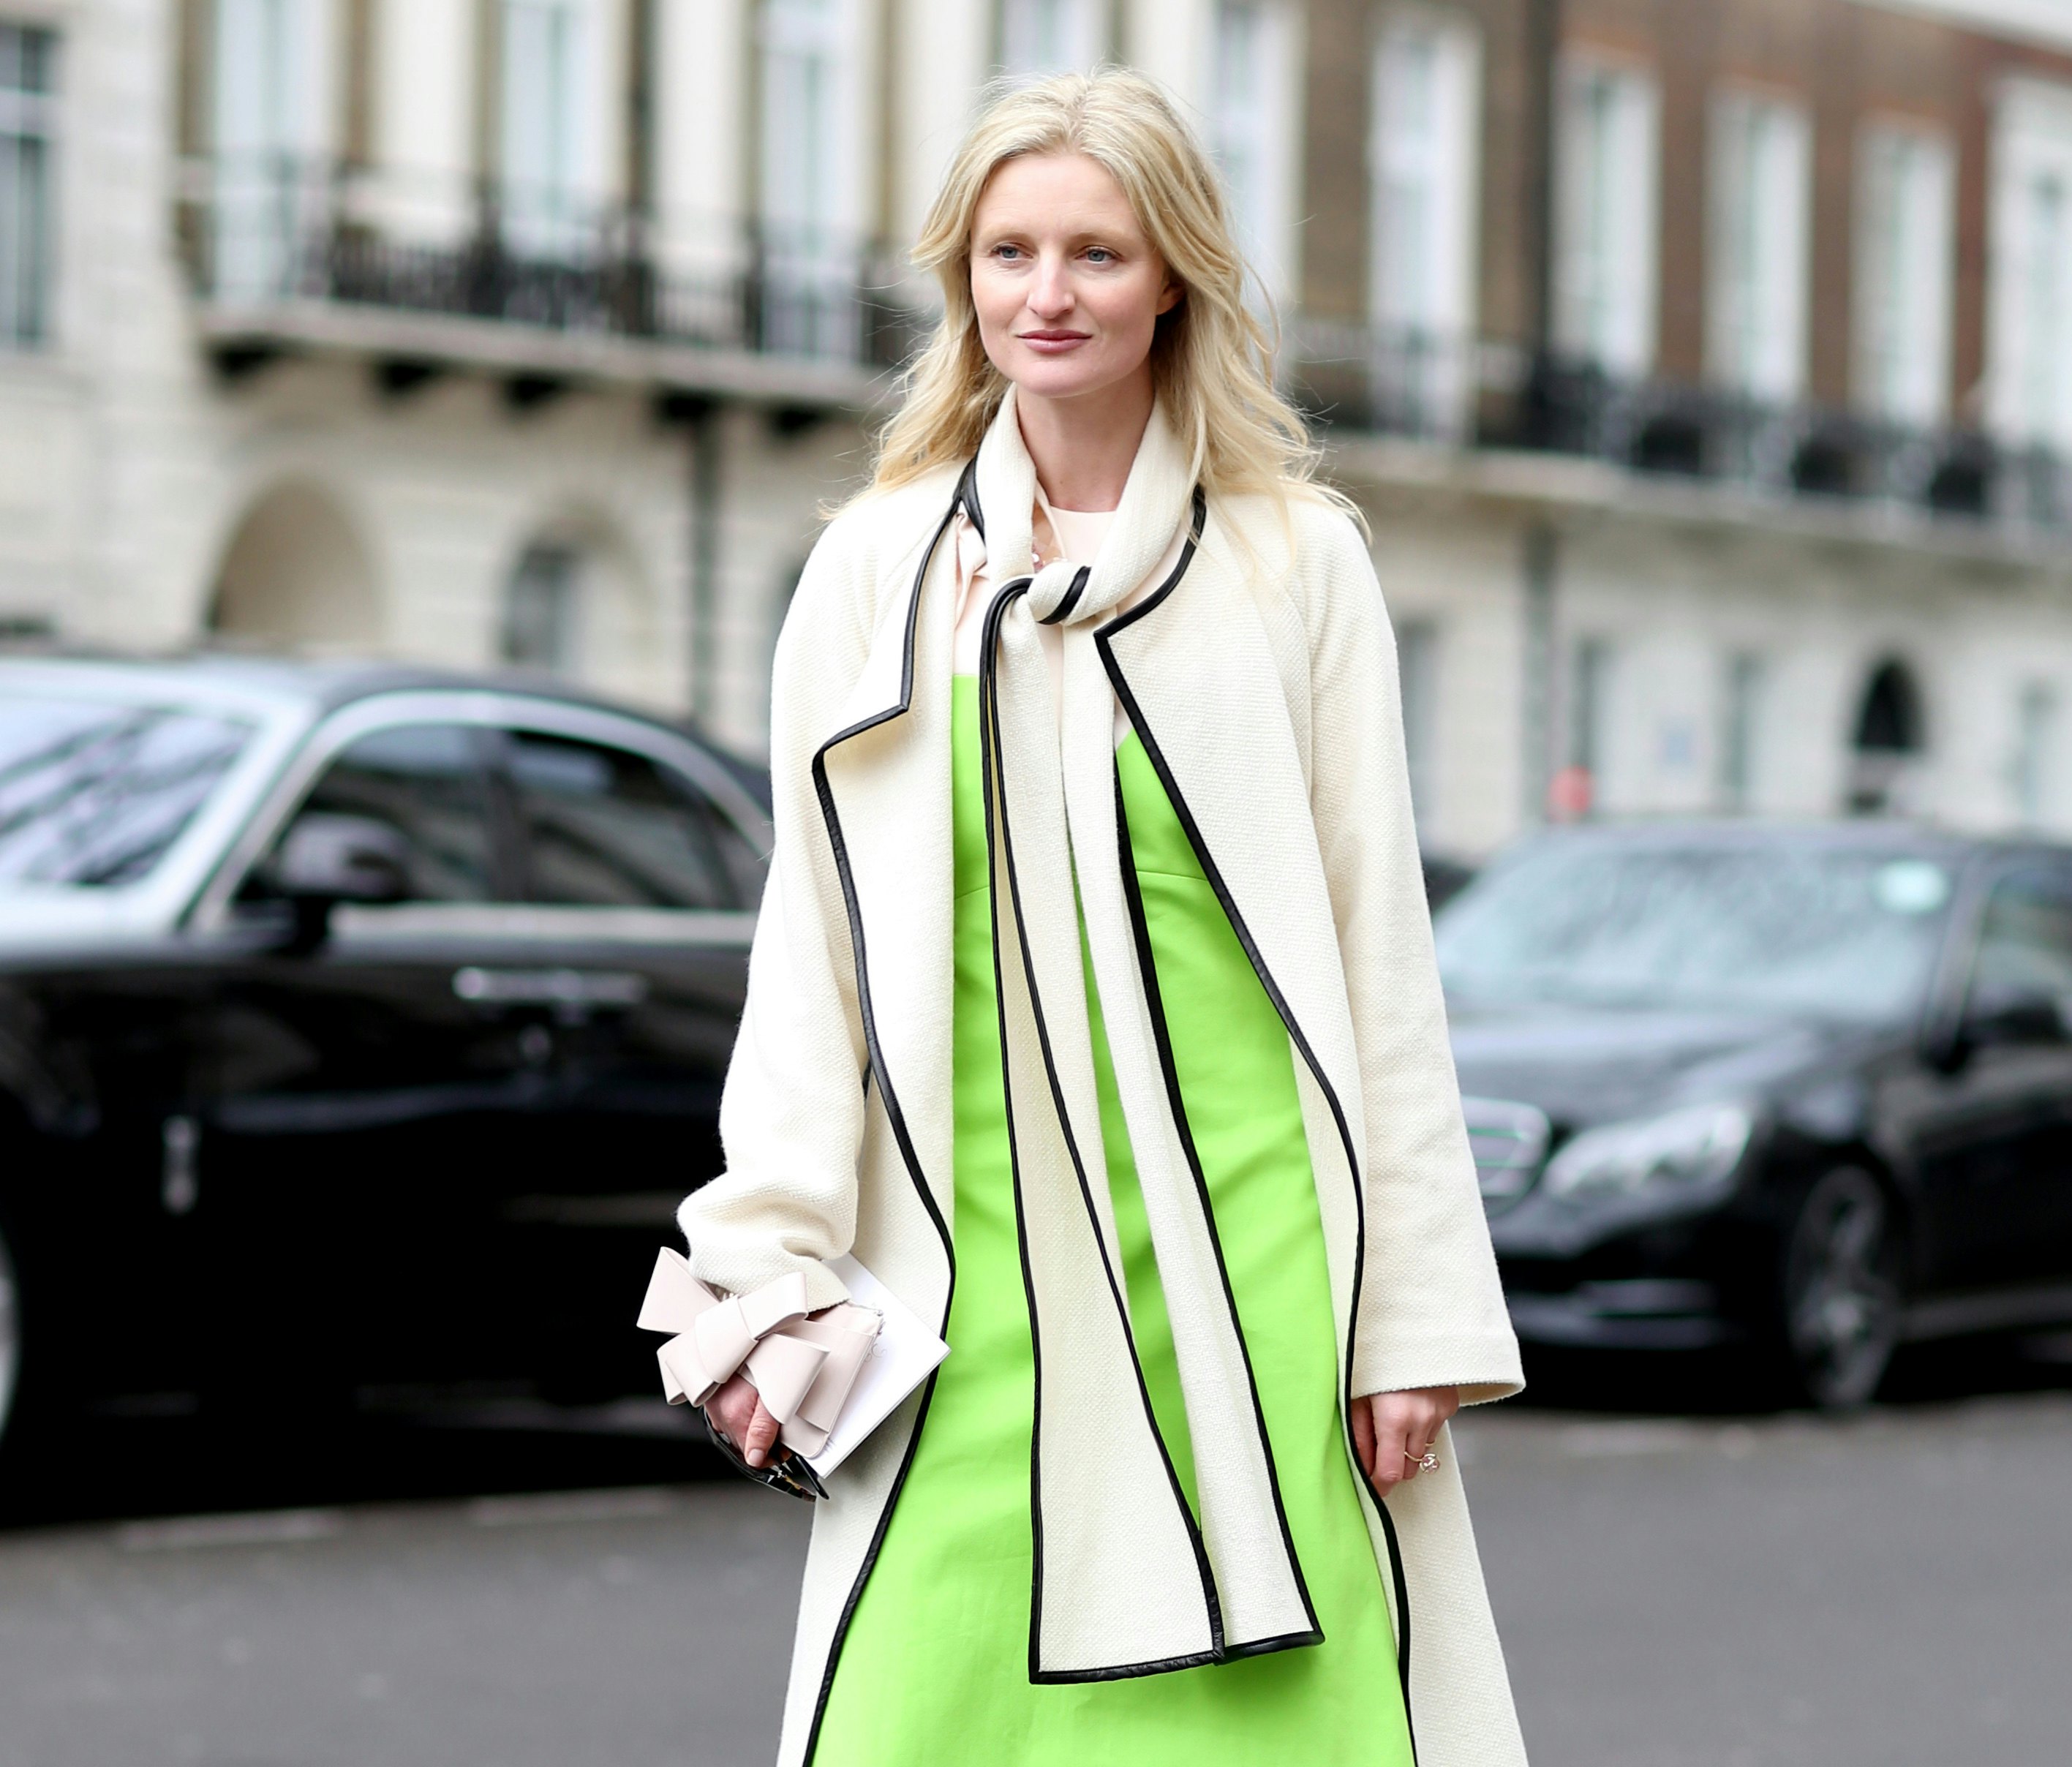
[1292,319,2072,538]
[178,156,929,407]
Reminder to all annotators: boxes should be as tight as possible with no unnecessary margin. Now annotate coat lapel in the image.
[814,489,965,1254]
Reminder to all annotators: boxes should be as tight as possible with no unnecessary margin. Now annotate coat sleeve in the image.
[1300,509,1523,1405]
[673,523,879,1313]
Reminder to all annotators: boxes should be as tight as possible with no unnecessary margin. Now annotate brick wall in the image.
[1295,0,2072,422]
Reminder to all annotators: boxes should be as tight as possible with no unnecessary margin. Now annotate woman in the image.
[683,69,1526,1767]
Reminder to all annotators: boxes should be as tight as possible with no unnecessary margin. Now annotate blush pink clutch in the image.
[637,1248,947,1477]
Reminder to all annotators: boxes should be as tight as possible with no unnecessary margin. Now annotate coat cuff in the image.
[674,1201,854,1315]
[1351,1329,1525,1407]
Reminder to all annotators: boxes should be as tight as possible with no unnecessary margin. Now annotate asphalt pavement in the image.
[1,1352,2069,1767]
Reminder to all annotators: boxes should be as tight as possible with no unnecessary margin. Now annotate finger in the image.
[1404,1407,1442,1482]
[1371,1409,1413,1489]
[707,1377,753,1446]
[1351,1397,1378,1483]
[742,1398,782,1469]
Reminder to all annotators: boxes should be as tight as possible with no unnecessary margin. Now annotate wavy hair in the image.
[865,67,1337,516]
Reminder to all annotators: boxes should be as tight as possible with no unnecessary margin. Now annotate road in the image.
[1,1369,2069,1767]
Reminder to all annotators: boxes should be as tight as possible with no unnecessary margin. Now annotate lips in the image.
[1016,330,1092,353]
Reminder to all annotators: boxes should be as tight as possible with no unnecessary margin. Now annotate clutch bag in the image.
[637,1248,949,1482]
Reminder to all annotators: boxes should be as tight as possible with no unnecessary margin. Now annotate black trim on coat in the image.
[799,494,964,1767]
[976,571,1227,1684]
[1095,491,1421,1762]
[1112,765,1324,1651]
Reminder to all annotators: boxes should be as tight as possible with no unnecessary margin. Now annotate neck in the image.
[1012,369,1154,513]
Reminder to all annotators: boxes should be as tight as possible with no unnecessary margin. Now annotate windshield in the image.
[1435,840,1952,1023]
[0,695,255,889]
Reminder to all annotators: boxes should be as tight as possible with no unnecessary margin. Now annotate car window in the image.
[1435,843,1951,1023]
[281,724,498,903]
[0,696,252,889]
[505,731,755,911]
[1969,870,2072,1009]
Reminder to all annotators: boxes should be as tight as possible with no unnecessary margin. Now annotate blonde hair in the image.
[866,68,1337,515]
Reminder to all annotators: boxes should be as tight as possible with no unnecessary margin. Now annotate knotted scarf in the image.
[967,391,1319,1675]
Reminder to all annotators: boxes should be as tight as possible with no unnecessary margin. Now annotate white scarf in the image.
[968,391,1319,1675]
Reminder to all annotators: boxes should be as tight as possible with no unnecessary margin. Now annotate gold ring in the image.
[1402,1448,1440,1473]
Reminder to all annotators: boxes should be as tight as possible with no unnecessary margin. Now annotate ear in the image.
[1156,276,1183,317]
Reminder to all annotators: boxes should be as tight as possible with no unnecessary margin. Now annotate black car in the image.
[0,655,772,1461]
[1436,821,2072,1406]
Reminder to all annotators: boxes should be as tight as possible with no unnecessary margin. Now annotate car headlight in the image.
[1542,1103,1755,1201]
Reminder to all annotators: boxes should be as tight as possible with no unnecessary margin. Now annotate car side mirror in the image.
[260,814,410,949]
[1959,984,2068,1051]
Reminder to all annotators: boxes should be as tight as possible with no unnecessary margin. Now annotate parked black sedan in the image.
[1438,821,2072,1406]
[0,655,771,1461]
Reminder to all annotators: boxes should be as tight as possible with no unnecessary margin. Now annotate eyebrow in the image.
[975,222,1139,249]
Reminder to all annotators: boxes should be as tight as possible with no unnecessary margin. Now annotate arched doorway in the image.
[1847,658,1926,814]
[208,483,380,651]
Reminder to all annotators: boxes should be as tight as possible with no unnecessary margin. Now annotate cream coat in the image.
[677,447,1530,1767]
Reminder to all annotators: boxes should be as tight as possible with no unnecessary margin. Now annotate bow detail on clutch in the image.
[637,1250,881,1460]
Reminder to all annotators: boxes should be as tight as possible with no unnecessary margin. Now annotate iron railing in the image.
[179,155,930,377]
[1291,319,2072,532]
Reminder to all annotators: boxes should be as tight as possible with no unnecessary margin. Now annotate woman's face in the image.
[969,151,1179,407]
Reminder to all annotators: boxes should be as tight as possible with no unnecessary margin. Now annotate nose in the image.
[1028,252,1073,320]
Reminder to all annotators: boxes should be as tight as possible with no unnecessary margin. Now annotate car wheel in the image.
[1779,1167,1904,1409]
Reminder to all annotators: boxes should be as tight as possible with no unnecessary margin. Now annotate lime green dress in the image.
[813,677,1413,1766]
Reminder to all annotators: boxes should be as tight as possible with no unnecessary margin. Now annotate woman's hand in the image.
[1352,1387,1461,1491]
[705,1374,782,1469]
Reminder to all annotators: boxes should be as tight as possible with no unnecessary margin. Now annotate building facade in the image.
[2,0,2071,852]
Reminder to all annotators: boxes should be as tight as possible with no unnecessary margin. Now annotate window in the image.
[1847,658,1926,815]
[291,725,498,903]
[211,0,325,299]
[758,0,856,355]
[1368,12,1481,432]
[1568,636,1615,795]
[1855,123,1955,428]
[2013,682,2057,828]
[501,0,589,257]
[1210,1,1295,304]
[1718,652,1767,813]
[1397,619,1439,826]
[502,544,581,676]
[1554,56,1658,377]
[1970,870,2072,1017]
[998,0,1101,75]
[0,697,251,889]
[508,731,756,910]
[1989,81,2072,451]
[1709,90,1812,403]
[0,24,58,347]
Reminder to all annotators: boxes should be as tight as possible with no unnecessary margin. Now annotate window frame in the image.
[1553,50,1660,378]
[191,690,772,940]
[1988,78,2072,452]
[0,20,61,352]
[1959,859,2072,1022]
[1706,85,1813,404]
[1853,116,1956,429]
[1366,6,1483,434]
[494,723,759,914]
[1209,0,1300,307]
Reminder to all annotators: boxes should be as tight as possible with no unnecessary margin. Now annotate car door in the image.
[192,714,558,1393]
[1905,861,2072,1291]
[472,713,763,1398]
